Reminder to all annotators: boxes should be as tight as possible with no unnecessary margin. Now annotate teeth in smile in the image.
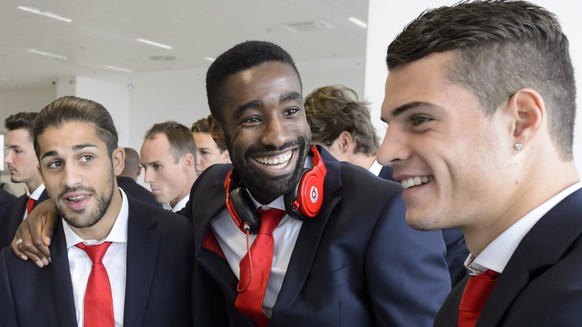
[401,176,432,190]
[67,195,87,202]
[255,151,292,168]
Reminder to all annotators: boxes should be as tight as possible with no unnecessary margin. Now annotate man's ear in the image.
[337,131,354,154]
[508,88,544,143]
[181,153,195,173]
[112,147,125,176]
[208,115,226,149]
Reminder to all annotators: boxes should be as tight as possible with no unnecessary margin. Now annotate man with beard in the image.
[13,42,451,326]
[183,41,451,326]
[0,96,194,326]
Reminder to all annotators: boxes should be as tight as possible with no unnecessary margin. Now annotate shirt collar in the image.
[171,195,190,212]
[27,184,46,200]
[63,188,129,247]
[468,180,582,274]
[369,160,383,176]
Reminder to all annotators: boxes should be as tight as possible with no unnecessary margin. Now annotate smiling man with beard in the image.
[183,41,451,326]
[0,96,194,326]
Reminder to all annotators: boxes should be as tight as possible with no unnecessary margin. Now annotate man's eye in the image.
[153,164,162,170]
[283,107,300,116]
[47,161,62,169]
[410,115,431,126]
[80,155,94,163]
[243,116,261,124]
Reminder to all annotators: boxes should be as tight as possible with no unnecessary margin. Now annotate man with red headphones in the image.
[13,41,451,326]
[188,41,451,326]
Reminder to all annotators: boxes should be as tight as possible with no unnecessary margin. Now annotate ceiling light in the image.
[149,55,176,61]
[136,38,172,50]
[17,6,72,23]
[103,65,133,73]
[28,49,67,60]
[0,77,10,82]
[204,57,215,62]
[348,17,367,29]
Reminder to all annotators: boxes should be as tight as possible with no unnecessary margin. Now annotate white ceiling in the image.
[0,0,368,91]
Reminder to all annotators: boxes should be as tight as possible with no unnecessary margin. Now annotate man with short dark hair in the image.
[0,96,194,326]
[1,112,49,248]
[378,1,582,325]
[186,40,451,326]
[140,121,197,212]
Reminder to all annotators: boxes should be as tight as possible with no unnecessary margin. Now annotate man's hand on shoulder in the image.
[11,199,57,267]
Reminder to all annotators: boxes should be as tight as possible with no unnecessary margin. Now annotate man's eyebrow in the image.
[237,100,264,114]
[280,91,302,103]
[391,101,436,117]
[41,143,98,160]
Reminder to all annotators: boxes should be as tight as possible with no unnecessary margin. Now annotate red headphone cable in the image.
[237,222,253,293]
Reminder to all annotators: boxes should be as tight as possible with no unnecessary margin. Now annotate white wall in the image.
[365,0,582,172]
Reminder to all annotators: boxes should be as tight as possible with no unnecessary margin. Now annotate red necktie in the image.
[458,269,500,327]
[26,197,36,214]
[76,242,115,327]
[235,208,285,327]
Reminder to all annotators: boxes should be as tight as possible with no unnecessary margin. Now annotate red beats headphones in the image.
[224,145,327,234]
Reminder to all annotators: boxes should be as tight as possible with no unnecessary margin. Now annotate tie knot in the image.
[257,208,285,235]
[76,242,112,264]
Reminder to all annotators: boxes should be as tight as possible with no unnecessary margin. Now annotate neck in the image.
[464,162,580,256]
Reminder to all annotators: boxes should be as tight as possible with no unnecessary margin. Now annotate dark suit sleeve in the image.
[366,195,451,326]
[0,248,19,326]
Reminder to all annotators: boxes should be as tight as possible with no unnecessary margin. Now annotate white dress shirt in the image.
[211,195,302,318]
[172,195,190,212]
[466,181,582,275]
[63,188,129,327]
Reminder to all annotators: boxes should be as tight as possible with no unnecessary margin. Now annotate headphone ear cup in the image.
[285,146,327,220]
[295,168,325,217]
[224,169,261,234]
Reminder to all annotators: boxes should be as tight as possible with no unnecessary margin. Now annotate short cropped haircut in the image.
[33,96,118,157]
[205,40,301,122]
[304,85,378,155]
[144,121,197,163]
[4,112,39,141]
[191,117,227,152]
[387,0,575,160]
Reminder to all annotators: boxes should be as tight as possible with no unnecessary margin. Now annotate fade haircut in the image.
[387,0,576,160]
[191,117,227,152]
[144,121,197,163]
[5,112,39,141]
[304,85,379,155]
[33,96,119,158]
[205,40,302,122]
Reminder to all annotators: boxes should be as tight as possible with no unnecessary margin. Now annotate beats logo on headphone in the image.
[224,146,327,234]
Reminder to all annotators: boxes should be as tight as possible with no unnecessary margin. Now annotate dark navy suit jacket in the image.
[0,189,17,244]
[185,148,451,326]
[0,189,49,248]
[116,176,160,207]
[0,194,194,326]
[378,165,469,287]
[434,188,582,326]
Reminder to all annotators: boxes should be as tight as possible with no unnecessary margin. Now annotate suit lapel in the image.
[51,221,79,326]
[123,198,160,326]
[478,189,582,326]
[271,150,342,324]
